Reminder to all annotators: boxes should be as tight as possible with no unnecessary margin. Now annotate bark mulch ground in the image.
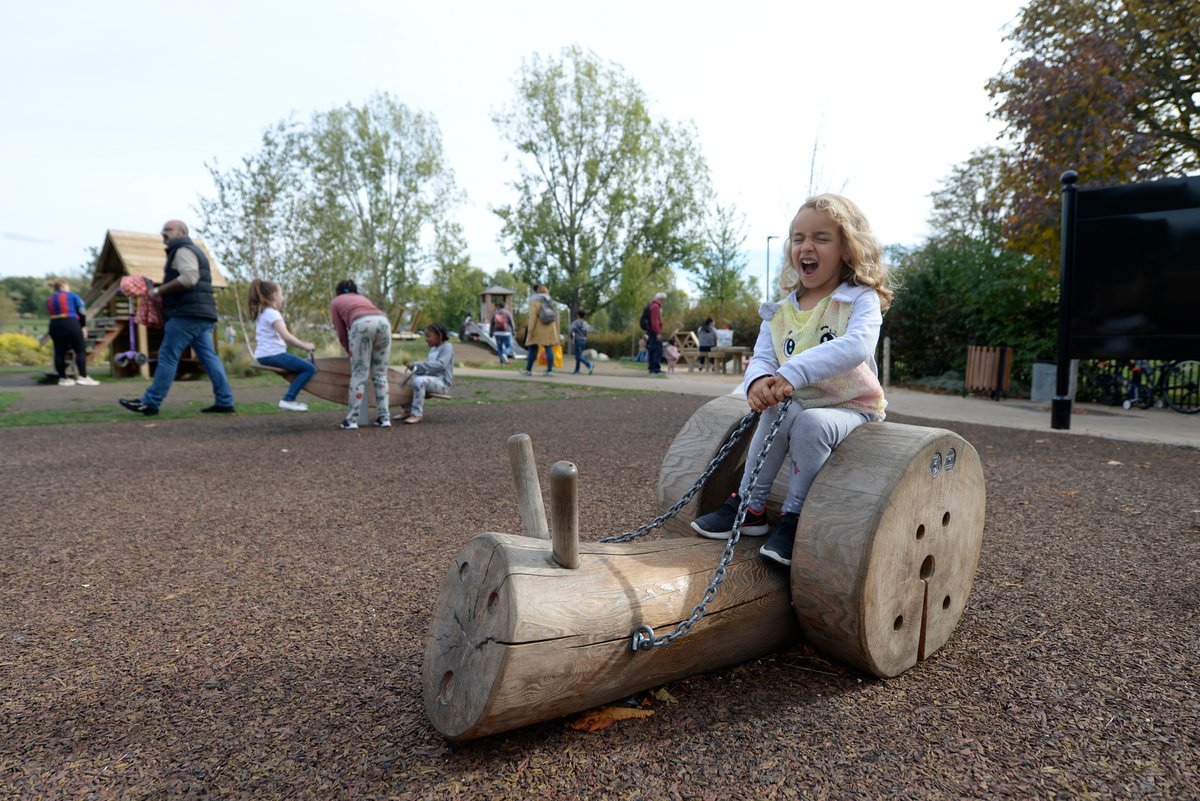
[1,395,1197,800]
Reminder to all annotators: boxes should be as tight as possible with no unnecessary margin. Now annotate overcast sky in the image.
[0,0,1024,285]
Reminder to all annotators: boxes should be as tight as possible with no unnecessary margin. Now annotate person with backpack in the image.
[645,292,666,376]
[521,284,561,376]
[569,310,593,375]
[488,302,515,365]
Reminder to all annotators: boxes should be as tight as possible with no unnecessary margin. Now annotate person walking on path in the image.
[401,323,454,424]
[646,292,666,376]
[569,310,593,375]
[249,279,317,412]
[520,284,560,376]
[489,302,515,365]
[45,280,99,386]
[329,279,392,430]
[689,194,891,567]
[119,220,234,416]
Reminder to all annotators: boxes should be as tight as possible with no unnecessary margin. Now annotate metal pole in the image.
[765,235,779,301]
[1052,171,1078,430]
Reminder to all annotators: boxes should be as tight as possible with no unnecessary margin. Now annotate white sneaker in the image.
[58,378,76,386]
[278,399,308,412]
[75,376,100,386]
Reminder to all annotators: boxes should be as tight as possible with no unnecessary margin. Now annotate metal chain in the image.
[600,409,760,545]
[624,399,793,652]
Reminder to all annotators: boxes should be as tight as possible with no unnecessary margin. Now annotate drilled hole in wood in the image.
[942,595,951,610]
[915,524,926,540]
[942,511,951,527]
[893,615,904,630]
[920,555,935,579]
[487,591,499,610]
[438,671,455,704]
[457,562,469,581]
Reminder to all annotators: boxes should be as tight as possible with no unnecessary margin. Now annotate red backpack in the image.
[492,312,509,332]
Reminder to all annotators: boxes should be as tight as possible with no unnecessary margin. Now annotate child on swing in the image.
[249,279,317,412]
[690,194,891,566]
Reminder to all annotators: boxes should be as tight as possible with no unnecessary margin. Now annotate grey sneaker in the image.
[759,513,799,567]
[339,420,359,430]
[375,416,392,428]
[690,493,769,539]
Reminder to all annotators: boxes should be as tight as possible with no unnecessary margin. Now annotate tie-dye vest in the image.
[769,297,886,417]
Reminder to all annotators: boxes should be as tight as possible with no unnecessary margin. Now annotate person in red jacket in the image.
[646,292,666,376]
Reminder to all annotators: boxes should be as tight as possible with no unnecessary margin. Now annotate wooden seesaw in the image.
[422,395,985,740]
[259,356,451,422]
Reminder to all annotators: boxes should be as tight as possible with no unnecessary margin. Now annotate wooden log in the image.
[422,397,986,739]
[507,434,549,540]
[422,533,799,740]
[792,423,984,677]
[657,397,985,678]
[549,461,579,569]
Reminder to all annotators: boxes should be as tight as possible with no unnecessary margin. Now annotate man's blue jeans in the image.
[141,316,234,410]
[256,352,316,401]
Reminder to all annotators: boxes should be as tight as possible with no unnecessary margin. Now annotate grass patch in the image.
[0,398,347,428]
[0,373,652,429]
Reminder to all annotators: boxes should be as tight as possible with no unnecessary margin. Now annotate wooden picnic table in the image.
[681,346,750,374]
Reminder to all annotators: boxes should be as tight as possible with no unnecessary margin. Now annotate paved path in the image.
[456,362,1200,449]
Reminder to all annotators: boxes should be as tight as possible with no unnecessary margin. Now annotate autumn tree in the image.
[987,0,1200,262]
[493,46,711,317]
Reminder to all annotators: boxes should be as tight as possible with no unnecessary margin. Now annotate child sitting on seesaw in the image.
[402,323,454,425]
[249,279,317,412]
[690,194,892,566]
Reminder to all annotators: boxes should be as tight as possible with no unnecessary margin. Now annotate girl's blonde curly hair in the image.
[778,193,893,312]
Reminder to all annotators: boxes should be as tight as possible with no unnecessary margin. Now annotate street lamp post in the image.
[765,235,780,300]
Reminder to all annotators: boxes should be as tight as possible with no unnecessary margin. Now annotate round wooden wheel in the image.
[792,423,984,677]
[658,398,985,677]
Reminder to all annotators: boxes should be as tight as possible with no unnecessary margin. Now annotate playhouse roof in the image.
[480,285,513,296]
[93,230,228,288]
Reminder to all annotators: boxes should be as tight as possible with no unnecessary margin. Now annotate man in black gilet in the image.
[119,220,236,416]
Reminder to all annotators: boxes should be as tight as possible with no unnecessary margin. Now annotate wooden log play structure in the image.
[423,396,985,740]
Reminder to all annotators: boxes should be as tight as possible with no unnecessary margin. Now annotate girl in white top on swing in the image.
[690,194,892,567]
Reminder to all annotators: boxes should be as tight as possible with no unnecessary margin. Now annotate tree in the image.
[987,0,1200,262]
[493,46,711,317]
[413,223,487,332]
[927,147,1011,245]
[198,122,311,307]
[199,94,464,323]
[302,93,463,316]
[693,202,757,319]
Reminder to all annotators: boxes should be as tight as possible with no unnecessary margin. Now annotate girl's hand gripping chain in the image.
[747,375,780,413]
[771,375,795,404]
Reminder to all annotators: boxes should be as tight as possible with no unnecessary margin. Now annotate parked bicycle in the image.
[1121,359,1200,414]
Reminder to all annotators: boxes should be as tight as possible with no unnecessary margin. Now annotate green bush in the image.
[883,235,1058,387]
[0,333,51,366]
